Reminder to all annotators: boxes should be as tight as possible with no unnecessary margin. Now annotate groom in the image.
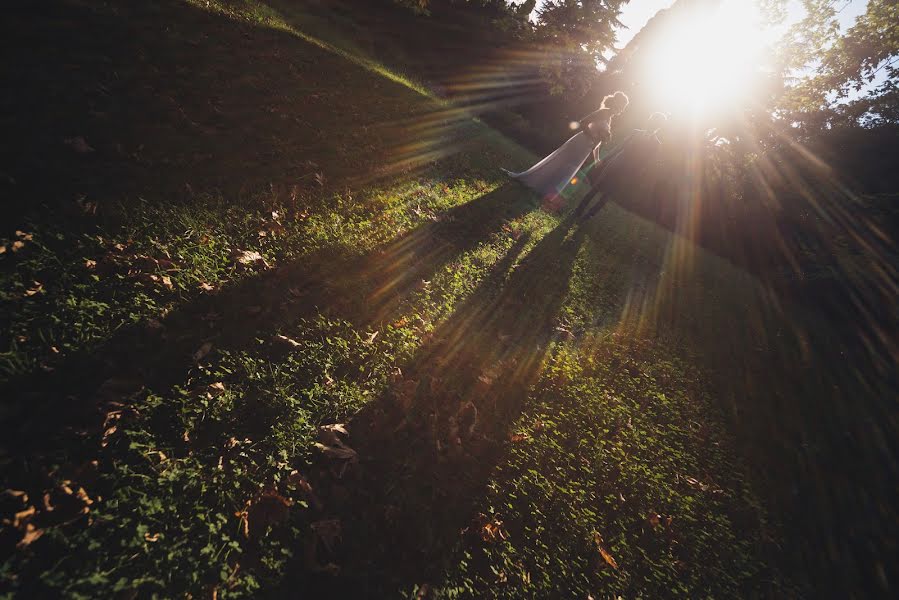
[573,112,667,221]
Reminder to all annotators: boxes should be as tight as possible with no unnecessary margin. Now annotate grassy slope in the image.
[1,1,890,598]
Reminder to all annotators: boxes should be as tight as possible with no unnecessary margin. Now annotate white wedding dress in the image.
[502,131,595,198]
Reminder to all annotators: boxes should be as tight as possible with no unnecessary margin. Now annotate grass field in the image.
[1,1,893,598]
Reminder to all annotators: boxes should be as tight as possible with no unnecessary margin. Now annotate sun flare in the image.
[643,0,770,114]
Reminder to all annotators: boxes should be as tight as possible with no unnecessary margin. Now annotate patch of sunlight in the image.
[188,0,435,99]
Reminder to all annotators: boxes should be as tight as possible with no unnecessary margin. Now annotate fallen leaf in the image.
[64,136,95,153]
[4,489,28,503]
[24,281,43,296]
[246,490,292,538]
[510,433,529,443]
[12,506,36,528]
[310,518,341,553]
[456,401,478,438]
[101,425,117,447]
[593,532,618,569]
[193,342,213,362]
[15,231,33,241]
[391,378,419,412]
[144,532,160,542]
[11,240,25,252]
[286,471,319,510]
[17,523,44,548]
[472,513,507,543]
[313,441,357,462]
[274,334,302,348]
[207,382,226,397]
[84,259,97,270]
[199,282,215,292]
[231,249,269,270]
[160,275,173,290]
[317,423,349,447]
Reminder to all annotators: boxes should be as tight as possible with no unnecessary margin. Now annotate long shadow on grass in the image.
[288,214,588,595]
[0,185,531,493]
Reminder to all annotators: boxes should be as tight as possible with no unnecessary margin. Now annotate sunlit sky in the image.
[532,0,870,51]
[531,0,876,110]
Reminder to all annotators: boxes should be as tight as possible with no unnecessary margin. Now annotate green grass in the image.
[430,338,771,598]
[1,1,890,598]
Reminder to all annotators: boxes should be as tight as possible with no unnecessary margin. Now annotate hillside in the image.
[1,1,893,597]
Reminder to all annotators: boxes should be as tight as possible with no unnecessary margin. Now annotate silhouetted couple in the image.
[502,92,666,221]
[574,111,667,221]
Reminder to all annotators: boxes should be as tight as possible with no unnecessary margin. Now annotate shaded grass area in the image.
[433,338,771,598]
[1,0,891,598]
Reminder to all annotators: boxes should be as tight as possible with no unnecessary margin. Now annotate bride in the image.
[502,91,629,200]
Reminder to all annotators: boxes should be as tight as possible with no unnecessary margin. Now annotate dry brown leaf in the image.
[199,282,215,292]
[207,382,226,397]
[391,378,419,412]
[593,532,618,569]
[193,342,213,362]
[510,433,529,443]
[159,275,173,290]
[12,506,36,528]
[317,423,349,447]
[15,231,33,241]
[65,136,95,153]
[313,441,357,462]
[274,334,302,348]
[12,240,25,252]
[310,518,341,553]
[101,425,117,447]
[456,401,478,438]
[474,513,507,543]
[84,259,97,270]
[4,489,28,502]
[144,532,160,542]
[17,523,44,548]
[24,281,43,296]
[231,249,269,270]
[246,490,292,538]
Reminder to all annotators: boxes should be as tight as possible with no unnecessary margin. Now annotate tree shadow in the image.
[0,184,532,484]
[288,216,588,595]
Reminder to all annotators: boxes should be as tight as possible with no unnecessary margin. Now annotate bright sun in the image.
[643,0,770,114]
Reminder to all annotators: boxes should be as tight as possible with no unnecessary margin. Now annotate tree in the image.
[775,0,899,128]
[534,0,630,96]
